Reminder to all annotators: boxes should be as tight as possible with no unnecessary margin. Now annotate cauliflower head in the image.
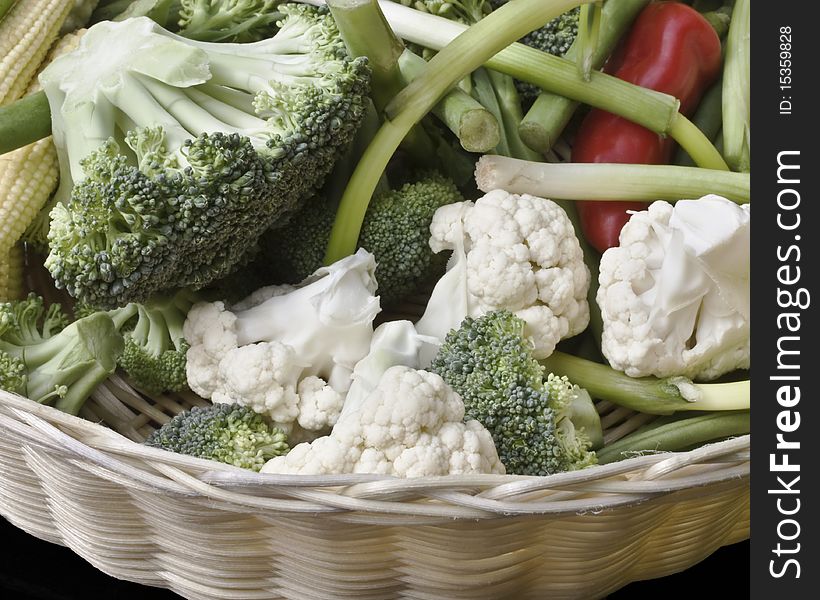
[416,189,590,361]
[261,366,505,477]
[597,195,750,380]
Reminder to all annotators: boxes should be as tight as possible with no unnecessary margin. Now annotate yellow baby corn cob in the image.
[0,0,75,105]
[0,31,83,300]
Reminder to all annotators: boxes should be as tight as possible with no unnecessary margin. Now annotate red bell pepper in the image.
[571,1,723,253]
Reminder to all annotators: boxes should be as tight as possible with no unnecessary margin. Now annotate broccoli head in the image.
[429,310,598,476]
[144,403,289,471]
[260,171,464,305]
[40,4,370,308]
[0,294,123,415]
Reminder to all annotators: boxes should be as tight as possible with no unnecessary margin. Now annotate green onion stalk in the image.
[541,351,750,416]
[596,411,750,464]
[326,0,438,166]
[576,0,603,81]
[474,155,750,203]
[721,0,750,171]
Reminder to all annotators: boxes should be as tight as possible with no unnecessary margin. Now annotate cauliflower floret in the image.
[182,249,380,433]
[597,196,750,380]
[296,376,344,431]
[183,301,238,398]
[261,366,505,477]
[212,342,302,432]
[416,190,590,361]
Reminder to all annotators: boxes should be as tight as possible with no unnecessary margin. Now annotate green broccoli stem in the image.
[596,411,750,464]
[326,0,437,167]
[23,314,123,415]
[674,78,723,166]
[475,155,749,203]
[576,1,603,81]
[518,0,650,154]
[540,351,750,415]
[0,91,51,155]
[397,50,500,153]
[108,303,139,330]
[484,69,542,161]
[721,0,749,172]
[323,0,592,264]
[149,300,187,352]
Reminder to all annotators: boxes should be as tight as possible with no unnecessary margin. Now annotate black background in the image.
[750,1,816,598]
[1,516,748,599]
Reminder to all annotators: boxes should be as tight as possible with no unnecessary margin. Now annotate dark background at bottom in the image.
[1,516,749,599]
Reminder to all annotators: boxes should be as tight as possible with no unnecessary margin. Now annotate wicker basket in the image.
[0,375,749,600]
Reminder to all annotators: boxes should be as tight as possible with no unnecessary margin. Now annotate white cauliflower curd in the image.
[597,195,750,380]
[261,366,505,477]
[415,189,590,362]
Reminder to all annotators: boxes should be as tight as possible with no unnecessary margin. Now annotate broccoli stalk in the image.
[540,351,750,415]
[430,310,599,476]
[35,5,370,308]
[0,295,123,415]
[144,403,289,471]
[99,289,198,394]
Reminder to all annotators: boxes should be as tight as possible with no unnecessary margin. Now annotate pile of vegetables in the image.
[0,0,750,476]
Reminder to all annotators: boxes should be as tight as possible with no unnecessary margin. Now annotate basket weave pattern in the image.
[1,384,748,600]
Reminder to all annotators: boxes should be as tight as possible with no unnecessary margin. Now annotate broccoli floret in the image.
[359,172,463,303]
[429,310,598,476]
[262,194,336,286]
[260,171,463,305]
[0,293,69,346]
[519,6,579,57]
[40,5,370,309]
[0,295,123,415]
[101,289,199,394]
[144,403,289,471]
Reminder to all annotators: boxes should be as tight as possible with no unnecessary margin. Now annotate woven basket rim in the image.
[0,388,750,520]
